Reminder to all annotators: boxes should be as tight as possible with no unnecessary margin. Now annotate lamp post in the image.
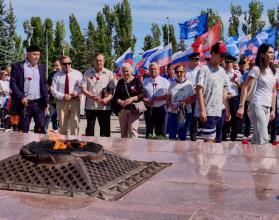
[166,17,170,45]
[24,22,35,47]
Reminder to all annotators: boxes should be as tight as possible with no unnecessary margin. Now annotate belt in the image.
[27,99,40,104]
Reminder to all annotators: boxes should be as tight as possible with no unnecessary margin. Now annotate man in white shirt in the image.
[223,55,242,141]
[143,62,170,138]
[81,53,115,137]
[186,52,200,141]
[51,56,83,135]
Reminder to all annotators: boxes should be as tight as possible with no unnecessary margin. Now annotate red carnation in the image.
[89,76,94,79]
[95,76,100,80]
[27,77,32,81]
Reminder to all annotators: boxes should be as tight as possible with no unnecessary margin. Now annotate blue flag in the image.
[225,36,239,56]
[179,14,208,39]
[245,28,278,57]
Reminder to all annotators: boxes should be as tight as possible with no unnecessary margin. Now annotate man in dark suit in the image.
[10,45,48,133]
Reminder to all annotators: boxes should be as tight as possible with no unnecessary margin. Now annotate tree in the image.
[162,24,177,51]
[228,3,243,37]
[0,0,10,67]
[201,9,224,40]
[54,20,66,59]
[69,14,88,71]
[151,23,161,47]
[142,35,153,51]
[43,18,55,72]
[142,23,161,51]
[242,0,265,37]
[86,21,96,64]
[267,5,279,51]
[5,1,18,62]
[30,17,44,49]
[94,11,113,69]
[113,0,136,57]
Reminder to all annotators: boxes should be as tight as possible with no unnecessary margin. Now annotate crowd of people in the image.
[0,41,278,145]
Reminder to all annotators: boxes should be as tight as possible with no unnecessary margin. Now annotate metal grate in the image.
[0,151,170,200]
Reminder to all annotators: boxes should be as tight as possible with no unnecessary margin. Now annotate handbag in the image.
[131,101,147,114]
[177,104,186,129]
[124,82,146,114]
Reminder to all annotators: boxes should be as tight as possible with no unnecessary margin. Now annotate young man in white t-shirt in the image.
[195,42,231,142]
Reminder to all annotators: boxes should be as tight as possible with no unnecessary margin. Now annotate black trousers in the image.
[190,102,197,141]
[85,110,111,137]
[144,105,166,138]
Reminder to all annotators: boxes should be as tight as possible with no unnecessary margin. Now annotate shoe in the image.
[271,141,279,145]
[242,137,250,145]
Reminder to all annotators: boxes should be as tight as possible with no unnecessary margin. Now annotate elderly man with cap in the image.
[222,55,242,141]
[195,42,231,143]
[186,52,200,141]
[10,45,49,133]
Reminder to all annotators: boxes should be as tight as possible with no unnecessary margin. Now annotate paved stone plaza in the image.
[0,132,279,219]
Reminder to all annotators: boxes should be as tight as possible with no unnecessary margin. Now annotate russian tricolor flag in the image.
[142,44,172,70]
[115,47,133,67]
[172,49,193,66]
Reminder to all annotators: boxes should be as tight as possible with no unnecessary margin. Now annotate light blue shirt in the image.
[23,60,41,100]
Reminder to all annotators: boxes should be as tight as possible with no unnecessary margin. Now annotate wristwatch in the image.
[239,104,244,108]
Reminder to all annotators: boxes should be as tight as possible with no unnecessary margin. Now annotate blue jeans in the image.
[168,112,192,140]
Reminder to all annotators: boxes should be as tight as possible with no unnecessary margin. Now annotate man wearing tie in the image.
[51,56,83,135]
[10,45,48,133]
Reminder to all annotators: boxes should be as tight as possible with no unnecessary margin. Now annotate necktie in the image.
[65,72,69,94]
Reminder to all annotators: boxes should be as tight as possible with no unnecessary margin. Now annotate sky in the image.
[4,0,279,54]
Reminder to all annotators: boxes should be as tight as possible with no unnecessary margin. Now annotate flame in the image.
[54,139,67,150]
[47,130,88,150]
[48,130,67,150]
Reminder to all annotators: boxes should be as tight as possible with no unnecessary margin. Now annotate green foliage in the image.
[151,23,161,47]
[162,24,177,52]
[142,35,153,51]
[86,21,96,64]
[54,20,66,60]
[30,17,44,49]
[43,18,55,73]
[228,3,243,37]
[242,0,265,37]
[142,23,161,51]
[69,14,88,71]
[201,8,224,40]
[94,11,113,69]
[113,0,136,57]
[267,5,279,50]
[0,0,20,66]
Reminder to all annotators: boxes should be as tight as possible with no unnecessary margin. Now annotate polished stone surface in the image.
[1,133,279,219]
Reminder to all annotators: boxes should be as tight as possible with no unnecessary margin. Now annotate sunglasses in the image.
[62,62,72,66]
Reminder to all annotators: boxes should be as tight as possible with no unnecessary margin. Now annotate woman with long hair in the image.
[237,43,277,144]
